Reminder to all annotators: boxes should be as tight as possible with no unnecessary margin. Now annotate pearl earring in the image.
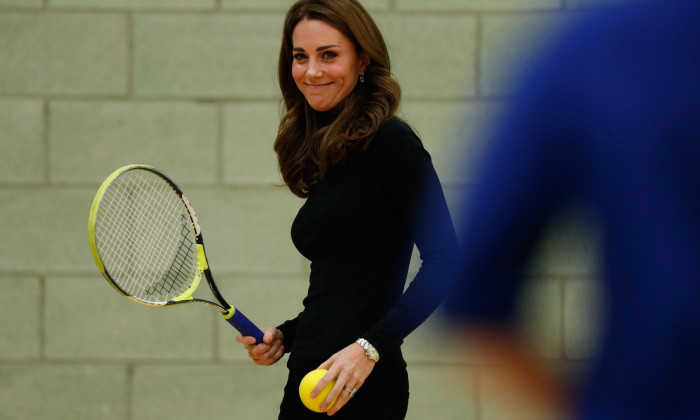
[359,73,365,83]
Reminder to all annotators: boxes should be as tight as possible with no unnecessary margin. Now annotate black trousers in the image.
[278,357,409,420]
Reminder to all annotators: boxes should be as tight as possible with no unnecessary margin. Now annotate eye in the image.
[322,51,338,60]
[293,53,308,62]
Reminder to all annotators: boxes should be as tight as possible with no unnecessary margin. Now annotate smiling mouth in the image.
[305,82,334,88]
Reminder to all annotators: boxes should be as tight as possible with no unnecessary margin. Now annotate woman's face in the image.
[291,18,369,112]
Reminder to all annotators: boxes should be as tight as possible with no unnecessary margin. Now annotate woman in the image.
[236,0,459,418]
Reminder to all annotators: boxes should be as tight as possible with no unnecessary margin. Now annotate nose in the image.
[307,58,322,79]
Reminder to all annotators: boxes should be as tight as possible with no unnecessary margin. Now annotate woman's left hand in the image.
[312,342,376,416]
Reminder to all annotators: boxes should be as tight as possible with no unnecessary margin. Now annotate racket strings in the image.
[144,214,196,298]
[94,169,198,304]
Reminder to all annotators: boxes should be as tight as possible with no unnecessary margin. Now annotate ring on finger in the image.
[343,386,357,398]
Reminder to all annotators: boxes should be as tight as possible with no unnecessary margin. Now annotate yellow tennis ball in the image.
[299,368,337,413]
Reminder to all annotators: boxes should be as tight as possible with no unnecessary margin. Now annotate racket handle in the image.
[223,307,264,344]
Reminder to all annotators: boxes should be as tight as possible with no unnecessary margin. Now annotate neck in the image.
[312,107,339,128]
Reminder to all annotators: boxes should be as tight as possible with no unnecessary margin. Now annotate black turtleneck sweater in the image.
[277,118,458,368]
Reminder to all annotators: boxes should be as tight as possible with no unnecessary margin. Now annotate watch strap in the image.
[356,338,380,362]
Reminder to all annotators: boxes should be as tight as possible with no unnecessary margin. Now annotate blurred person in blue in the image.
[443,0,700,419]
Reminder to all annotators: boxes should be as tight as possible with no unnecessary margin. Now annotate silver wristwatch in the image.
[355,338,380,362]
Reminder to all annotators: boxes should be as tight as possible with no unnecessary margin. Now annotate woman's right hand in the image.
[235,327,285,366]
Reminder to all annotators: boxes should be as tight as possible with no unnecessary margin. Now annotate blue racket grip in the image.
[223,307,264,344]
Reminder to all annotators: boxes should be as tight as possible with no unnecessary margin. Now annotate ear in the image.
[359,51,371,74]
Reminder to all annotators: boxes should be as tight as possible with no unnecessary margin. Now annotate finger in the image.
[263,340,281,358]
[263,330,278,344]
[323,364,362,413]
[254,357,272,366]
[249,346,269,357]
[326,395,347,416]
[265,343,282,359]
[255,343,283,365]
[317,358,333,370]
[310,369,338,399]
[320,380,350,413]
[252,351,272,364]
[236,335,258,346]
[271,347,284,364]
[310,356,338,398]
[254,358,270,366]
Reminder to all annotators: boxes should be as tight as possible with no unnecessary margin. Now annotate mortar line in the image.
[43,100,50,185]
[217,103,225,184]
[39,275,47,361]
[127,364,135,420]
[126,12,135,98]
[474,14,483,99]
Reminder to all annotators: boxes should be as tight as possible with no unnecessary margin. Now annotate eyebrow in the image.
[292,44,341,52]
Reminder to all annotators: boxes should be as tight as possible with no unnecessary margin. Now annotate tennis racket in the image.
[88,164,264,343]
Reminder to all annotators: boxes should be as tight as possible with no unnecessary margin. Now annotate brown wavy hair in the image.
[274,0,402,198]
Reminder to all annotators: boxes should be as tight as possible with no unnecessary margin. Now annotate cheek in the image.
[339,74,358,95]
[291,65,304,87]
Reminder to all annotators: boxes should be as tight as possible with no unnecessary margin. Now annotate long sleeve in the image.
[361,121,460,356]
[277,313,301,353]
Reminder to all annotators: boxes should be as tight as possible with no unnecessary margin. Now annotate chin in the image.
[309,103,332,112]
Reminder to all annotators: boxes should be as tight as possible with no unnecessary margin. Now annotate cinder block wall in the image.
[1,0,613,419]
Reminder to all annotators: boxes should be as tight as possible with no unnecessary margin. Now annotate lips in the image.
[305,82,334,89]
